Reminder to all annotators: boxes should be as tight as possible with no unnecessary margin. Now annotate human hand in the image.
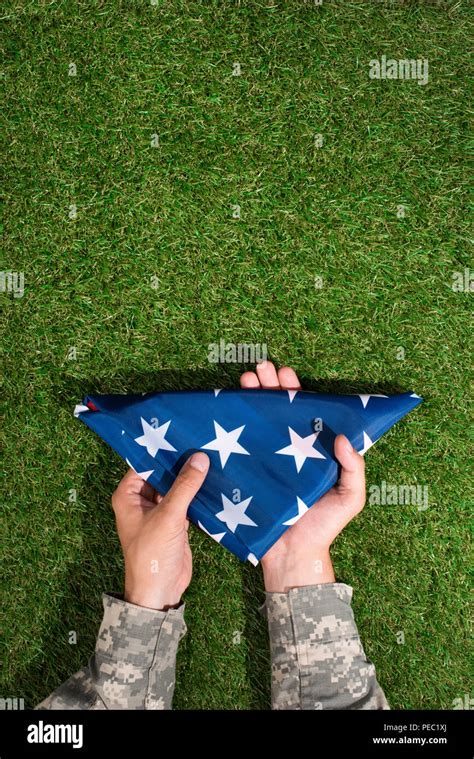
[240,362,366,592]
[112,452,210,610]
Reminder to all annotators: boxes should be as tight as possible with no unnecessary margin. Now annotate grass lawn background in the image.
[2,0,471,709]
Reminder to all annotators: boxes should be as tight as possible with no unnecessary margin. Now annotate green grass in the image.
[1,0,471,710]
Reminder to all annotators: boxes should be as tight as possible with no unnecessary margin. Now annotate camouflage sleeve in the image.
[260,582,389,710]
[36,592,187,710]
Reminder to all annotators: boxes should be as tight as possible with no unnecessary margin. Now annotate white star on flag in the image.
[134,417,177,458]
[283,496,310,525]
[359,431,375,455]
[216,494,257,533]
[73,404,89,417]
[198,521,226,543]
[276,427,326,473]
[358,394,388,408]
[201,421,250,468]
[125,458,154,481]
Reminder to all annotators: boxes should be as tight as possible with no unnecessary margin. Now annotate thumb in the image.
[334,434,365,507]
[160,452,210,519]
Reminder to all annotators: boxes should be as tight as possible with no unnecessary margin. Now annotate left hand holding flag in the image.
[112,452,210,611]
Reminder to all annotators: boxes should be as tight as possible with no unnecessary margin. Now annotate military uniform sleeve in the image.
[260,582,389,710]
[36,592,187,710]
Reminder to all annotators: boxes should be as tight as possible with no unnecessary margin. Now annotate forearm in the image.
[36,593,186,710]
[261,582,389,710]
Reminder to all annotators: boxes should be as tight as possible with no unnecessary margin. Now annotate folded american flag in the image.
[74,389,422,564]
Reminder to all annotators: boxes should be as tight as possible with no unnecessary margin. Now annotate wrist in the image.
[261,549,335,593]
[124,585,182,612]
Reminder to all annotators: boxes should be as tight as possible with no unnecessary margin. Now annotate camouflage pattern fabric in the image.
[36,593,187,710]
[259,583,389,710]
[36,584,388,710]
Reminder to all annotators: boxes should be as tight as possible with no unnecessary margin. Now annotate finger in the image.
[159,452,210,520]
[256,361,280,389]
[112,468,160,513]
[120,468,143,490]
[240,371,261,388]
[124,470,160,503]
[132,477,156,501]
[112,469,146,514]
[117,468,151,495]
[334,435,366,508]
[112,490,156,526]
[277,366,302,390]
